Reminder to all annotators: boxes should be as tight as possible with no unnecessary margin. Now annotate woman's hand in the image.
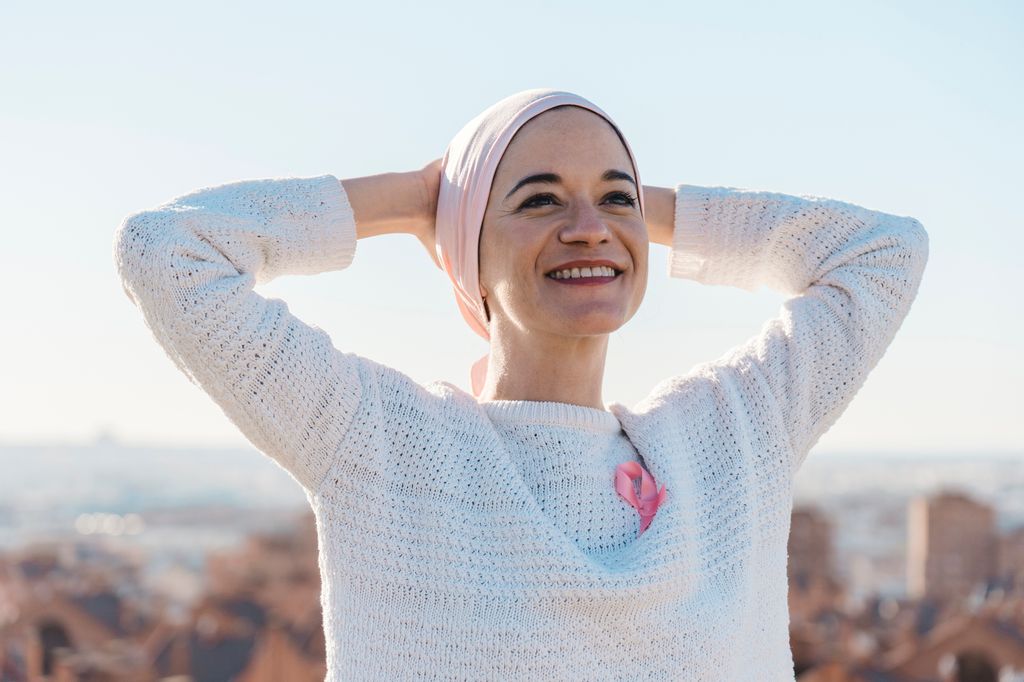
[642,185,676,248]
[412,158,443,269]
[341,159,443,270]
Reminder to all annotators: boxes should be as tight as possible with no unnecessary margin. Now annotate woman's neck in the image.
[476,332,610,410]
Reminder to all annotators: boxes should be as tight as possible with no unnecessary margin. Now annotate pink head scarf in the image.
[433,88,645,398]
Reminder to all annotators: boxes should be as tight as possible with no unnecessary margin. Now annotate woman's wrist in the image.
[642,185,676,248]
[341,171,431,240]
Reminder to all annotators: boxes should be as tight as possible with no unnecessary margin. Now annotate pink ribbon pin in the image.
[615,461,667,535]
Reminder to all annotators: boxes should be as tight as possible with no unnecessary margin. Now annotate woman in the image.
[113,88,929,680]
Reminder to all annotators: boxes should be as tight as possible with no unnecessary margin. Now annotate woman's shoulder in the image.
[624,362,724,417]
[350,354,484,428]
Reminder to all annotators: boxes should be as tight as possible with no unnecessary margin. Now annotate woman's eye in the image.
[607,191,637,207]
[520,193,557,209]
[518,191,637,210]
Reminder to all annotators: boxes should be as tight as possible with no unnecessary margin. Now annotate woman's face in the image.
[479,106,649,340]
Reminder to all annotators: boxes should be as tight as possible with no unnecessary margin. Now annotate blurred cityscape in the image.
[1,439,1022,681]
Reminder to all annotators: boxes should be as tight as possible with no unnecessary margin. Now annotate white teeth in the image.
[548,266,619,279]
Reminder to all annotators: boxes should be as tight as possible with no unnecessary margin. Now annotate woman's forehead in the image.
[495,109,633,184]
[512,106,621,146]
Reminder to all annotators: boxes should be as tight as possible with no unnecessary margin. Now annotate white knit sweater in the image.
[113,173,928,680]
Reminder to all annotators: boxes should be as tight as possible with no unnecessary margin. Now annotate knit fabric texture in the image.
[113,173,929,680]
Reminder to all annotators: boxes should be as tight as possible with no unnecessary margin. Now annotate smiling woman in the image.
[114,86,928,680]
[474,104,651,409]
[430,90,653,402]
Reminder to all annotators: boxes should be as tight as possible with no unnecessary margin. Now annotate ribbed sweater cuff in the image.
[667,184,714,281]
[316,174,359,272]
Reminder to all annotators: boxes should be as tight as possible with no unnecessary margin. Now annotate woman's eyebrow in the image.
[602,169,637,187]
[505,173,560,200]
[504,169,636,200]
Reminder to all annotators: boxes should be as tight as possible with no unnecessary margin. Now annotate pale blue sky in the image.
[1,0,1020,454]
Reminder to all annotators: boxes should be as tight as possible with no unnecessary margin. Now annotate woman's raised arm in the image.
[344,159,442,268]
[113,169,436,494]
[640,184,677,248]
[656,182,929,476]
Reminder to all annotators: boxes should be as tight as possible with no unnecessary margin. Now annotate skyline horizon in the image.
[1,431,1021,461]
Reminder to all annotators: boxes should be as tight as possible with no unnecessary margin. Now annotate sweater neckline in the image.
[478,399,623,434]
[436,383,692,578]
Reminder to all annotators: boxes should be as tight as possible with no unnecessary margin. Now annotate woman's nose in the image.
[559,203,612,244]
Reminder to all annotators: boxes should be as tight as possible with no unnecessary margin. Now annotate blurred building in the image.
[881,596,1024,680]
[790,505,836,588]
[907,491,998,604]
[788,505,844,623]
[798,593,1024,680]
[998,527,1024,593]
[788,505,847,675]
[0,511,325,681]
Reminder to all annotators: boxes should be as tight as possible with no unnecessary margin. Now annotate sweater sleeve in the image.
[113,174,369,494]
[666,183,929,475]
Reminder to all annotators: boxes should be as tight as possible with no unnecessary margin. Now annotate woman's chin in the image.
[550,313,627,337]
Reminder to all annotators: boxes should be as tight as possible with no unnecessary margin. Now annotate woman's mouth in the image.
[545,267,623,286]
